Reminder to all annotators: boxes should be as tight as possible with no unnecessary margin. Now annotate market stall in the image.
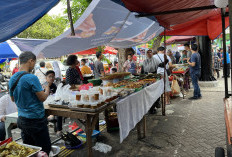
[42,73,164,157]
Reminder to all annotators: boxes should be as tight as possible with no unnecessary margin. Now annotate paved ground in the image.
[8,72,227,157]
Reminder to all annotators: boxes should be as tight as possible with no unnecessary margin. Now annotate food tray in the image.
[69,103,108,112]
[48,104,70,109]
[17,142,42,157]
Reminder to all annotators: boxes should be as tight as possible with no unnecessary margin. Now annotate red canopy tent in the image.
[166,36,195,45]
[73,47,117,55]
[121,0,229,40]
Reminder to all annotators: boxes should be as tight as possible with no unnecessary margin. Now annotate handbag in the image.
[157,54,171,76]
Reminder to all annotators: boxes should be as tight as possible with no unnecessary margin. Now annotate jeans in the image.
[190,71,201,98]
[17,116,51,155]
[55,116,62,132]
[0,122,5,141]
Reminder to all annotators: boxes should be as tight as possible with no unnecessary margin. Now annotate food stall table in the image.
[116,79,164,143]
[172,68,190,99]
[45,102,147,157]
[5,112,18,139]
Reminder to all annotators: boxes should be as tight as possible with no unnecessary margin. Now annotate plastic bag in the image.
[171,79,180,95]
[79,83,93,90]
[93,142,112,154]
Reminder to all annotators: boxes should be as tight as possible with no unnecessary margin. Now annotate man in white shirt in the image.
[0,94,17,141]
[35,61,48,85]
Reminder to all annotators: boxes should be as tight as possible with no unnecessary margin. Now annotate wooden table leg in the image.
[86,115,93,157]
[104,109,110,132]
[142,116,146,138]
[137,120,141,140]
[161,94,166,116]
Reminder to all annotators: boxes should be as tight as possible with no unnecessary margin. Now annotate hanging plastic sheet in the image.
[33,0,164,58]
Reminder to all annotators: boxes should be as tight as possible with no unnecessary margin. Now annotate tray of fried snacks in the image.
[100,72,131,80]
[0,141,41,157]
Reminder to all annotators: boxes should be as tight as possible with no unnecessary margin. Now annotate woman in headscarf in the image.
[52,61,62,80]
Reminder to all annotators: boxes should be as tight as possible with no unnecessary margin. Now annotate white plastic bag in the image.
[171,79,180,95]
[92,142,112,154]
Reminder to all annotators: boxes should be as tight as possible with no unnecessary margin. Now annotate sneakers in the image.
[188,97,200,100]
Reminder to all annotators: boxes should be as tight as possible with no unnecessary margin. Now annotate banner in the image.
[34,0,164,58]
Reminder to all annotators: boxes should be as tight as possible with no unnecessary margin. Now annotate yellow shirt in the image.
[81,65,92,75]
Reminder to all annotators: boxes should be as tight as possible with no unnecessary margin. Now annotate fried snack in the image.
[0,141,37,157]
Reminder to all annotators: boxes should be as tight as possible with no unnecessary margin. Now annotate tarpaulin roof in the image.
[0,0,59,43]
[73,47,117,55]
[121,0,216,27]
[33,0,163,58]
[166,36,195,45]
[161,10,229,40]
[10,38,48,52]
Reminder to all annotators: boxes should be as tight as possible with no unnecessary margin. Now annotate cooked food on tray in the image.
[0,141,38,157]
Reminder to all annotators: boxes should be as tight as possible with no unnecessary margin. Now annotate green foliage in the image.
[62,0,91,23]
[17,15,67,39]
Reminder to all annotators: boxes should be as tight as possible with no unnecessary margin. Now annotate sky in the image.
[48,2,66,16]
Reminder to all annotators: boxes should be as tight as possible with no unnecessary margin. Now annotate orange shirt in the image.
[81,65,92,75]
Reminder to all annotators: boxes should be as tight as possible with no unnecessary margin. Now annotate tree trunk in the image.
[152,35,163,52]
[198,36,216,81]
[118,48,126,72]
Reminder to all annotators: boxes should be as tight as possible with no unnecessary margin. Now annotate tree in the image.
[62,0,91,23]
[17,15,67,39]
[198,36,216,81]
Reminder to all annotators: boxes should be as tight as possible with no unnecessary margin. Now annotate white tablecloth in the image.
[116,80,164,143]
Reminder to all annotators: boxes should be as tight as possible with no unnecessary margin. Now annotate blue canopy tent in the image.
[0,41,21,59]
[0,38,48,63]
[0,0,59,43]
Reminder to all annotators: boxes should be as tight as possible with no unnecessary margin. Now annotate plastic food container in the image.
[80,90,89,102]
[76,92,81,101]
[90,102,98,109]
[82,102,91,108]
[76,101,83,108]
[89,92,95,102]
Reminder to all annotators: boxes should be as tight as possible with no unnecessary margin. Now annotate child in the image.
[45,70,63,135]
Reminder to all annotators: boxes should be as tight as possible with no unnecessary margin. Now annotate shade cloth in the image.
[166,36,195,45]
[10,38,48,52]
[116,80,164,143]
[0,0,59,43]
[33,0,163,58]
[161,10,229,40]
[72,47,117,55]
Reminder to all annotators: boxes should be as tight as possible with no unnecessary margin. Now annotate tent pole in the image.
[67,0,75,36]
[221,8,229,98]
[229,0,232,96]
[162,29,166,116]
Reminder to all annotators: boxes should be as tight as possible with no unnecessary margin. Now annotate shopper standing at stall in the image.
[94,51,105,78]
[183,44,192,61]
[9,51,51,155]
[213,51,221,79]
[66,55,82,87]
[123,54,137,75]
[12,63,19,75]
[141,49,158,74]
[81,59,92,75]
[153,47,175,105]
[187,44,201,100]
[35,61,48,85]
[221,48,230,78]
[142,49,160,114]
